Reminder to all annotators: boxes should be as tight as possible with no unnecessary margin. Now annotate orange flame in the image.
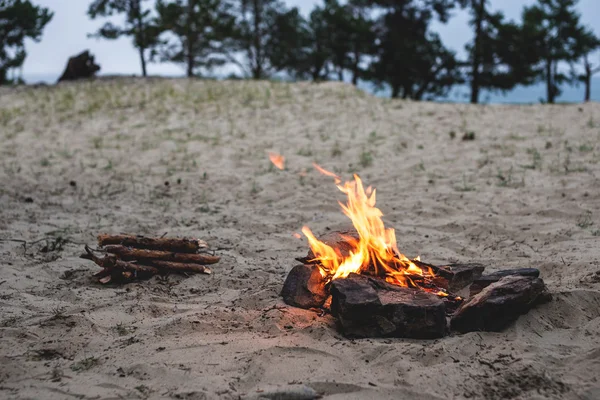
[269,152,285,170]
[304,164,436,290]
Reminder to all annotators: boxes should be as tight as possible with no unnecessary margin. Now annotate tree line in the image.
[1,0,599,103]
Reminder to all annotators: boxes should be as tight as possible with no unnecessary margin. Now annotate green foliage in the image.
[368,1,463,99]
[521,0,597,103]
[0,0,53,84]
[87,0,161,76]
[154,0,237,77]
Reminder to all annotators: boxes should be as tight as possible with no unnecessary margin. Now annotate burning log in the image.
[469,268,540,297]
[97,234,208,253]
[103,245,220,265]
[414,261,485,292]
[451,275,551,333]
[330,274,447,339]
[281,264,328,309]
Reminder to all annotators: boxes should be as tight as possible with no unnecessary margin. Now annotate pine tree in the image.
[368,0,462,99]
[0,0,52,84]
[88,0,160,77]
[155,0,237,77]
[522,0,593,103]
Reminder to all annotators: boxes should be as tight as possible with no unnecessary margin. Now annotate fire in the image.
[269,152,285,170]
[303,164,438,291]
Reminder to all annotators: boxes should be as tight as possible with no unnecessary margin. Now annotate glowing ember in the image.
[268,152,285,170]
[303,164,443,294]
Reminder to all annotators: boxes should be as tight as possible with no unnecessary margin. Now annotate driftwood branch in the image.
[103,245,220,265]
[97,233,209,253]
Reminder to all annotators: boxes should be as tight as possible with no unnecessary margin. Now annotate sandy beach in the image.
[1,78,599,399]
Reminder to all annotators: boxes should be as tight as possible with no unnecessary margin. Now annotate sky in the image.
[20,0,600,82]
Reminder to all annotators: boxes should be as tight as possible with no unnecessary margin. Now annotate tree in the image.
[459,0,539,103]
[368,1,462,99]
[0,0,52,84]
[234,0,291,79]
[154,0,237,77]
[522,0,593,103]
[573,27,600,102]
[88,0,160,77]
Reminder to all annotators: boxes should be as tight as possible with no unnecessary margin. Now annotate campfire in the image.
[282,164,552,339]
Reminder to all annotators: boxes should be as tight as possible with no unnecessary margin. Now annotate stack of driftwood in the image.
[81,234,220,284]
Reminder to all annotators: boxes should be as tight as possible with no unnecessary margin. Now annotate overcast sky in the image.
[22,0,600,81]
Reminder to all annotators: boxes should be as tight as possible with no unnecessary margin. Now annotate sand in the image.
[1,78,599,400]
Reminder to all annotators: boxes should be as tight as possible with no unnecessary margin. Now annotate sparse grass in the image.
[462,131,476,141]
[449,130,456,139]
[496,166,524,188]
[359,151,373,168]
[523,147,542,170]
[576,211,593,229]
[70,357,99,372]
[331,142,342,157]
[508,134,527,141]
[579,143,594,153]
[50,306,67,320]
[297,147,313,157]
[455,174,476,192]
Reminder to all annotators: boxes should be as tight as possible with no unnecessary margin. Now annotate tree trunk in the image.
[139,46,147,77]
[391,84,400,98]
[546,58,554,104]
[470,0,485,104]
[338,69,343,82]
[132,0,147,77]
[252,0,262,79]
[583,57,591,102]
[186,0,195,77]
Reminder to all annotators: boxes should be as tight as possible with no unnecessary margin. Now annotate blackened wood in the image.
[415,260,485,292]
[103,245,220,265]
[451,275,551,333]
[469,268,540,297]
[98,233,208,253]
[281,264,328,309]
[330,274,447,339]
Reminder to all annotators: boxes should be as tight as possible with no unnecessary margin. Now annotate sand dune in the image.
[1,78,599,399]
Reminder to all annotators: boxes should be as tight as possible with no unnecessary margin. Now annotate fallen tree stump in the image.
[80,233,218,284]
[58,50,100,82]
[330,273,447,339]
[469,268,540,296]
[281,264,328,309]
[451,275,551,333]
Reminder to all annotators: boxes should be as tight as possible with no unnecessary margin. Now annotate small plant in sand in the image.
[331,142,342,157]
[455,174,476,192]
[576,211,593,229]
[523,148,542,170]
[70,357,99,372]
[496,166,524,188]
[359,151,373,168]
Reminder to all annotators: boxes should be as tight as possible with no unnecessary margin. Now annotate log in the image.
[97,233,208,253]
[469,268,540,296]
[415,260,485,292]
[58,50,100,82]
[451,275,551,333]
[147,260,212,275]
[103,245,220,265]
[281,264,328,309]
[330,273,447,339]
[80,251,160,275]
[306,230,359,261]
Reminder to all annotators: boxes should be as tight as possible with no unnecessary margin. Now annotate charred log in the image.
[451,275,551,333]
[469,268,540,296]
[58,50,101,82]
[415,261,485,292]
[330,274,447,339]
[281,264,328,309]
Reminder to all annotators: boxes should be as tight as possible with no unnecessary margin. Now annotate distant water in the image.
[23,72,600,104]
